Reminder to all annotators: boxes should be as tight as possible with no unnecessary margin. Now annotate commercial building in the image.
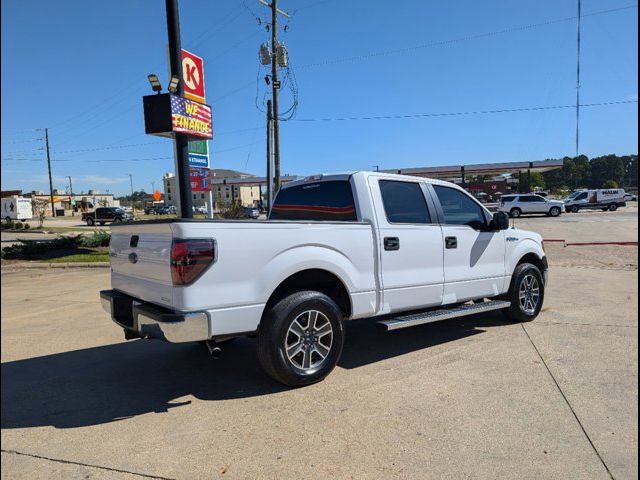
[24,190,118,215]
[163,169,262,211]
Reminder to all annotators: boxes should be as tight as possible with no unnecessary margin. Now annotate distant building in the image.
[163,170,261,211]
[24,191,118,214]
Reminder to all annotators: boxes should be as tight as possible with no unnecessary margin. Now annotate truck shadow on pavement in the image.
[1,312,509,429]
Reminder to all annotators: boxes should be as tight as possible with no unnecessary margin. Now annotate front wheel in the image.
[502,263,545,323]
[548,207,561,217]
[571,205,580,213]
[257,291,345,387]
[86,217,95,226]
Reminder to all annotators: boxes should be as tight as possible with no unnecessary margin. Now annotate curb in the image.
[1,262,110,271]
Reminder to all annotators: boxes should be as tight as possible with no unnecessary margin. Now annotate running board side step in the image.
[377,300,511,331]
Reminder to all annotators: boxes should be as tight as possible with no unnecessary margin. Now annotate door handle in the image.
[384,237,400,251]
[445,236,458,249]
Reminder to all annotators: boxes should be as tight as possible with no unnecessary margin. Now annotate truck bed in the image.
[108,220,379,335]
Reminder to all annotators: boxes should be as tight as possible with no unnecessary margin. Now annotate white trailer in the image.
[1,196,33,221]
[564,189,627,213]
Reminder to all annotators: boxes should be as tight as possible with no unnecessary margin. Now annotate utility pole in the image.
[129,173,135,212]
[271,0,281,192]
[259,0,289,192]
[575,0,581,156]
[165,0,193,218]
[266,99,274,210]
[44,128,55,217]
[67,176,74,216]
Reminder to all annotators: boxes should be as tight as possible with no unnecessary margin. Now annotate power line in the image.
[297,4,638,69]
[293,99,638,122]
[212,3,638,105]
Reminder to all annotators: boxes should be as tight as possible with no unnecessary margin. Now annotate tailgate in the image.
[109,223,174,307]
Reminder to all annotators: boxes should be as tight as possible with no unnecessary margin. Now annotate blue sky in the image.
[1,0,637,196]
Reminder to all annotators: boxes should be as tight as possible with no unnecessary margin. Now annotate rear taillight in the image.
[170,239,216,285]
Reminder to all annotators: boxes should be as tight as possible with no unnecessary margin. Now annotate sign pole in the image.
[165,0,193,219]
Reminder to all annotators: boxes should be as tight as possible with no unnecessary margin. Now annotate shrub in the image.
[23,223,30,230]
[78,230,111,247]
[2,219,14,230]
[14,222,23,230]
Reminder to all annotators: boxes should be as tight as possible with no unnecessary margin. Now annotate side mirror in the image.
[491,212,510,231]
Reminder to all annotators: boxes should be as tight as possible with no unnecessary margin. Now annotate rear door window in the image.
[270,180,357,221]
[379,180,431,224]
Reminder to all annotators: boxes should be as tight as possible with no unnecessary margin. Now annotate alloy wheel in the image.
[284,310,333,371]
[518,274,540,315]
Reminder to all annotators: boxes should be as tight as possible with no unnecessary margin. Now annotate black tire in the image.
[548,207,561,217]
[608,204,618,212]
[571,205,580,213]
[257,291,345,387]
[510,208,522,218]
[86,217,95,226]
[502,263,545,323]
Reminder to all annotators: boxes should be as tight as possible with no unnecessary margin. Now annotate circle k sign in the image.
[181,49,206,103]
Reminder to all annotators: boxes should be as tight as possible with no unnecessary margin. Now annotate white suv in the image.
[499,194,564,218]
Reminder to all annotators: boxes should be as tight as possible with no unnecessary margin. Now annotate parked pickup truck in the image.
[83,207,133,226]
[101,172,548,386]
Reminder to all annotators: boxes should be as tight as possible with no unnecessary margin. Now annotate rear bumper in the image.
[100,290,209,343]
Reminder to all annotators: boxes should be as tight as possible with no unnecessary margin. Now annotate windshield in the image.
[566,191,583,200]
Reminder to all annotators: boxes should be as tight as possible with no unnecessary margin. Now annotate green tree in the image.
[589,155,625,188]
[602,180,619,189]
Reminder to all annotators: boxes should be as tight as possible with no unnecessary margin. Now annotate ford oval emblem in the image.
[128,252,138,264]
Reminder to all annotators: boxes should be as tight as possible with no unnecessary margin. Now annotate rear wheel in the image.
[510,208,522,218]
[608,204,618,212]
[548,206,561,217]
[502,263,545,323]
[86,217,95,226]
[257,291,345,387]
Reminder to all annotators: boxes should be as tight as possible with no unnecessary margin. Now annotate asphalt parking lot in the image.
[1,208,638,479]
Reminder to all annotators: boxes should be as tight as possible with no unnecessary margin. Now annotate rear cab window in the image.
[270,180,357,221]
[379,180,431,224]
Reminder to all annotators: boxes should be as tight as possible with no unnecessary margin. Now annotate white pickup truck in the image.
[101,172,548,386]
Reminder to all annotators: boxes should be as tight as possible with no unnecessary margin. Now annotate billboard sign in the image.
[190,167,211,192]
[188,140,209,168]
[143,94,213,140]
[181,49,206,103]
[171,95,212,139]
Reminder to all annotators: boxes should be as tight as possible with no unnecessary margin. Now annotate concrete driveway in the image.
[1,258,637,479]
